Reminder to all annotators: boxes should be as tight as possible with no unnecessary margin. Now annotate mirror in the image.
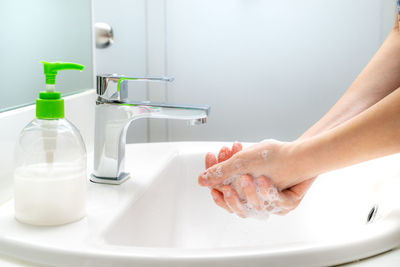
[0,0,93,112]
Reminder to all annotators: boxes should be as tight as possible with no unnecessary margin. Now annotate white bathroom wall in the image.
[163,0,396,142]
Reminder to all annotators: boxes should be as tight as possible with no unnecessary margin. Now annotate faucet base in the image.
[90,172,131,185]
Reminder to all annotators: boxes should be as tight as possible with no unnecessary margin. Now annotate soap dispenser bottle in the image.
[14,61,87,226]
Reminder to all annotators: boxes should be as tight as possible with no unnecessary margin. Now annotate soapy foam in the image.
[215,166,223,178]
[260,150,269,160]
[220,175,281,220]
[240,178,250,187]
[234,159,244,169]
[235,197,245,212]
[266,187,279,202]
[222,175,238,185]
[225,189,231,197]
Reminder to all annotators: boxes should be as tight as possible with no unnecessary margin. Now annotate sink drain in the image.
[366,205,378,223]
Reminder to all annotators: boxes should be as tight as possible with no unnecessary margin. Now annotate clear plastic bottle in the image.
[14,119,87,225]
[14,61,87,226]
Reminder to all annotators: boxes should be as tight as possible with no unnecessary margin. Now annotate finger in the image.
[255,175,272,201]
[274,194,300,213]
[217,146,232,162]
[201,145,236,185]
[205,152,217,169]
[232,142,243,155]
[254,175,310,215]
[221,185,247,218]
[211,188,233,213]
[276,179,315,210]
[289,178,315,199]
[255,176,282,213]
[275,209,291,215]
[240,175,262,210]
[198,157,244,186]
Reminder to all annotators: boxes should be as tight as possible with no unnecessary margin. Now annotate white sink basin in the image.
[0,142,400,266]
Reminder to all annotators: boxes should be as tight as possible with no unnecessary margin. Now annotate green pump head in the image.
[36,61,85,119]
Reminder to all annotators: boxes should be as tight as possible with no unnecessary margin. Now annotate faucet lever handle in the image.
[96,74,174,101]
[119,76,174,82]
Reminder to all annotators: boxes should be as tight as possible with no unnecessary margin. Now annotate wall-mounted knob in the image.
[95,22,114,49]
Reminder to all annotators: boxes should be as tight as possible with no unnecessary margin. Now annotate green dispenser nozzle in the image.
[36,61,85,119]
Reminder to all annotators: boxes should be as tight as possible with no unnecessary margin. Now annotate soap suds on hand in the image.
[234,159,244,169]
[221,175,282,220]
[215,165,223,177]
[260,150,269,160]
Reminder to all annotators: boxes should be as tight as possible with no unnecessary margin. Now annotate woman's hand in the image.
[199,141,315,218]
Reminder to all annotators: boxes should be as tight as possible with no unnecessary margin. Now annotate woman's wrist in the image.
[281,138,321,187]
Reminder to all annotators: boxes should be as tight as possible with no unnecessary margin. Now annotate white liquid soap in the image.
[13,61,87,226]
[14,164,86,225]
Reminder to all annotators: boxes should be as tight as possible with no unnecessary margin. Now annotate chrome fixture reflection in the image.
[95,22,114,49]
[91,74,210,184]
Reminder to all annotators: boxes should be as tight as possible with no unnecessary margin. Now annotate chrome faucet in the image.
[91,74,210,184]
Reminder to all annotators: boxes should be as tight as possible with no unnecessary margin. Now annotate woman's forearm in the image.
[295,87,400,181]
[300,27,400,140]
